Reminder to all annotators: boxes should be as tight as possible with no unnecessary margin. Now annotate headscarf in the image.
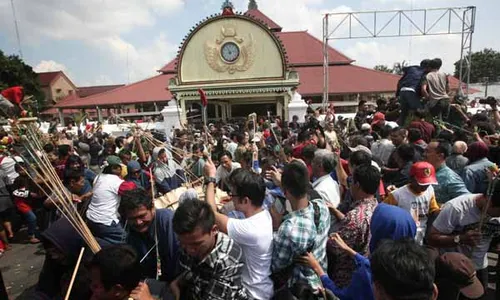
[465,141,489,163]
[369,203,417,253]
[125,160,150,190]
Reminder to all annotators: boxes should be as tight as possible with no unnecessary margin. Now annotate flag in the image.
[198,88,208,107]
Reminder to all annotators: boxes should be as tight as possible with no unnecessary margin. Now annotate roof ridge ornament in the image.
[248,0,258,10]
[221,0,235,15]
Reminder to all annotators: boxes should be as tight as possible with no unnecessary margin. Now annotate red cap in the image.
[409,161,437,185]
[371,112,385,126]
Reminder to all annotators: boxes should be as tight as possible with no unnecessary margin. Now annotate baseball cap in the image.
[436,252,484,299]
[106,155,122,166]
[409,161,437,185]
[371,112,385,126]
[348,145,372,155]
[361,123,371,131]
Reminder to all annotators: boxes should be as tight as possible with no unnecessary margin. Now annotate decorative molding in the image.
[175,13,289,83]
[204,26,255,74]
[176,86,291,98]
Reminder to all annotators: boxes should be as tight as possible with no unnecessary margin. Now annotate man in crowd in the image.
[204,160,274,300]
[428,182,500,297]
[424,140,470,204]
[272,161,330,295]
[371,125,395,167]
[226,132,239,159]
[311,149,340,208]
[447,141,469,175]
[461,141,495,194]
[89,245,143,300]
[170,200,249,299]
[119,188,180,283]
[152,147,185,194]
[384,161,440,244]
[371,239,438,300]
[328,164,379,288]
[396,59,430,125]
[409,109,436,143]
[216,150,241,191]
[354,100,370,130]
[371,112,398,130]
[422,58,450,121]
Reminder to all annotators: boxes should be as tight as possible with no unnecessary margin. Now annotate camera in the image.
[478,96,498,106]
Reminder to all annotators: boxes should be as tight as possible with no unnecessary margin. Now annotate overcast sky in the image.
[0,0,498,86]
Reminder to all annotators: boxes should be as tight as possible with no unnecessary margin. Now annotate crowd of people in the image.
[0,57,499,300]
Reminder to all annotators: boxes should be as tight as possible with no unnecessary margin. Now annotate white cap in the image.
[361,123,371,131]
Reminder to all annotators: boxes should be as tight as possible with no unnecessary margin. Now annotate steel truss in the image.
[322,6,476,106]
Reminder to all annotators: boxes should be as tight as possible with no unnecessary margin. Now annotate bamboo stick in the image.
[64,247,85,300]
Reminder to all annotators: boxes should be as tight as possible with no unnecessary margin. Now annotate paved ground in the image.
[0,231,498,299]
[0,231,45,299]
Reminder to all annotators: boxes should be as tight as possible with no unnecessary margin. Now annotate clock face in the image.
[220,42,240,63]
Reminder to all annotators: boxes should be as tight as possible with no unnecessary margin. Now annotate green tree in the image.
[0,50,44,114]
[374,65,393,73]
[454,48,500,83]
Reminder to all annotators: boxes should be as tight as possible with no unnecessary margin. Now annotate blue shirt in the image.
[461,158,494,194]
[320,254,374,300]
[126,209,180,282]
[434,164,469,204]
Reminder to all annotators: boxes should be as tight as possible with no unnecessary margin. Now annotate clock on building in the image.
[220,42,240,63]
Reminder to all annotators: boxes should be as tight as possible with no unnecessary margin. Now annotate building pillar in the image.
[154,102,158,112]
[283,93,290,122]
[58,108,65,127]
[96,106,103,123]
[180,98,187,125]
[227,104,232,119]
[215,103,220,119]
[221,103,227,120]
[276,99,283,118]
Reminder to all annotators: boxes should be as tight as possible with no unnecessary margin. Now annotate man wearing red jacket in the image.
[0,86,28,118]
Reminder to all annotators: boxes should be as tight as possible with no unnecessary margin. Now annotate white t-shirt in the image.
[215,162,241,186]
[386,184,439,245]
[432,194,492,270]
[86,174,124,226]
[0,156,18,185]
[227,210,274,299]
[312,174,340,208]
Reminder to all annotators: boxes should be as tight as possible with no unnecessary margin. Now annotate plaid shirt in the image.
[272,199,331,290]
[179,232,250,300]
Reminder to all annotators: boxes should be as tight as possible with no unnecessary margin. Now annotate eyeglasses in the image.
[227,191,241,198]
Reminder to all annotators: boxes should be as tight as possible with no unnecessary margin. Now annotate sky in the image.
[0,0,498,87]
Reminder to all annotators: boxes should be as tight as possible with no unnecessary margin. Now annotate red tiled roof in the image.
[296,64,401,95]
[37,71,62,87]
[40,107,80,115]
[276,31,353,66]
[77,85,125,98]
[448,76,481,94]
[54,74,173,108]
[159,59,177,74]
[245,9,282,32]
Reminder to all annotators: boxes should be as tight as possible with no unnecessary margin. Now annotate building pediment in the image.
[175,13,289,85]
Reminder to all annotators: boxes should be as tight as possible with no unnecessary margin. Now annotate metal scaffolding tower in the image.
[322,6,476,106]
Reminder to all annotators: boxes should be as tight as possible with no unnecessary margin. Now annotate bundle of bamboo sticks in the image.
[16,122,101,254]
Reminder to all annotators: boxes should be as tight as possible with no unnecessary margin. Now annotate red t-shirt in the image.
[409,120,435,143]
[1,86,24,105]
